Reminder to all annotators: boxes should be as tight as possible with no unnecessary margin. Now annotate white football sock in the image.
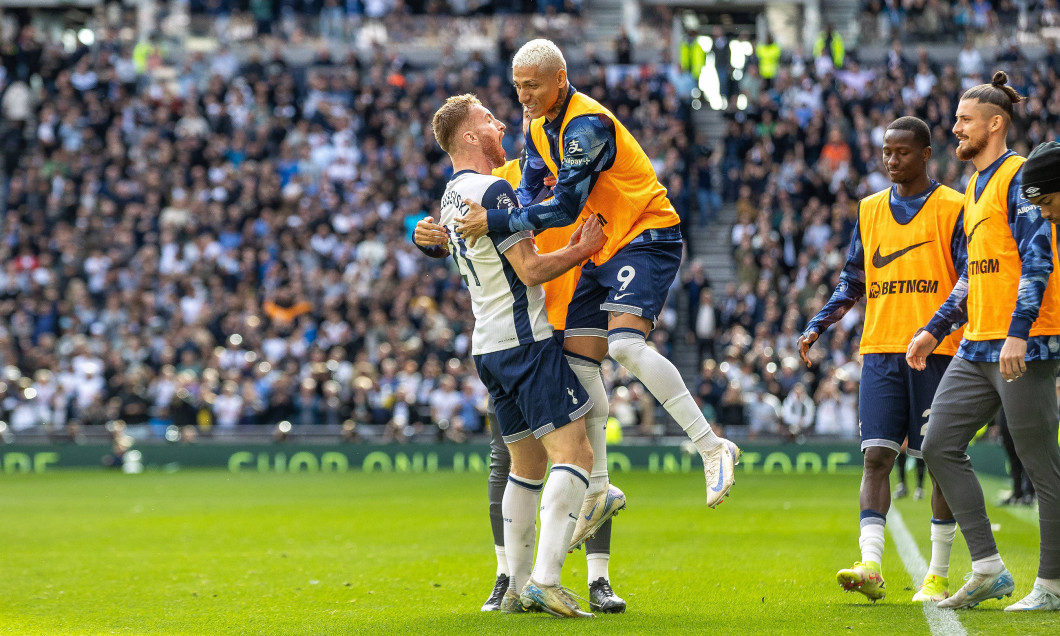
[569,357,609,496]
[531,464,589,587]
[608,332,721,452]
[1036,577,1060,596]
[971,553,1005,576]
[859,520,885,566]
[503,474,541,594]
[587,553,610,584]
[495,545,508,578]
[927,519,956,578]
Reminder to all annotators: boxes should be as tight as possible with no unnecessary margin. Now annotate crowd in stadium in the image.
[859,0,1060,42]
[1,5,1057,443]
[0,9,687,442]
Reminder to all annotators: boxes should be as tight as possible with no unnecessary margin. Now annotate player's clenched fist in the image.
[413,215,449,250]
[568,214,605,253]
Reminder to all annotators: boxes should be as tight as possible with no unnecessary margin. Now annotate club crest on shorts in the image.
[567,387,578,405]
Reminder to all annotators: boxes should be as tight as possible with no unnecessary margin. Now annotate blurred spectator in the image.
[0,10,689,443]
[813,24,845,70]
[781,383,816,438]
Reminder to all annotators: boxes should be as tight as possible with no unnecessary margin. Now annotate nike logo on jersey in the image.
[967,217,989,244]
[613,293,633,300]
[871,240,933,268]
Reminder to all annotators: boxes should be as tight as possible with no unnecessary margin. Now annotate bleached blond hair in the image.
[512,39,567,72]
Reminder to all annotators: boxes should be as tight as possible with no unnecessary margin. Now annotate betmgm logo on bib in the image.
[868,279,940,299]
[968,258,1001,276]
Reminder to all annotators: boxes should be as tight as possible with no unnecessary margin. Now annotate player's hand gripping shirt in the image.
[439,170,553,355]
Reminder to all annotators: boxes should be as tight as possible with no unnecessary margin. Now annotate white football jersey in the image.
[439,170,554,355]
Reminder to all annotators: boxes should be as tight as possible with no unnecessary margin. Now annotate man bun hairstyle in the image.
[885,116,931,149]
[432,94,481,154]
[961,70,1024,122]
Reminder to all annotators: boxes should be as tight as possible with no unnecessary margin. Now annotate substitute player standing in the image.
[415,150,628,613]
[455,39,740,507]
[908,72,1060,612]
[798,117,962,603]
[430,93,605,617]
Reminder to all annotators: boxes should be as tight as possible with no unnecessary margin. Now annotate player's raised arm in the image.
[797,220,867,367]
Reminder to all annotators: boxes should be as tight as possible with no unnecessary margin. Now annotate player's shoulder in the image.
[932,183,967,206]
[451,170,504,189]
[448,170,506,200]
[859,187,891,208]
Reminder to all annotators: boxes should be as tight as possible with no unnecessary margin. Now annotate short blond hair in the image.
[432,93,481,154]
[512,38,567,72]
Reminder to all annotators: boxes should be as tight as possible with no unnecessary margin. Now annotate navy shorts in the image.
[565,225,683,338]
[859,352,951,458]
[474,337,593,444]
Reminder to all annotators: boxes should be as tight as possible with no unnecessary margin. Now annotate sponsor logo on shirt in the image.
[496,193,514,210]
[870,240,933,268]
[868,279,940,298]
[968,258,1001,276]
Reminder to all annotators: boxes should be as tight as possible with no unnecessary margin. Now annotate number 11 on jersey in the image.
[447,225,481,287]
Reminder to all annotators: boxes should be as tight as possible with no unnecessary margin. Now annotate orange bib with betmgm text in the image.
[859,185,966,355]
[528,91,679,265]
[492,159,580,330]
[963,154,1060,341]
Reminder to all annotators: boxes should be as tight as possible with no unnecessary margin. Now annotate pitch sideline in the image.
[889,506,968,636]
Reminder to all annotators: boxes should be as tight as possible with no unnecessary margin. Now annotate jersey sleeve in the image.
[515,132,550,207]
[924,212,969,340]
[486,114,617,233]
[483,179,532,254]
[803,219,866,336]
[1007,169,1054,339]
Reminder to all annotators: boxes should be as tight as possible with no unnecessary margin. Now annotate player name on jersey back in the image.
[439,171,554,355]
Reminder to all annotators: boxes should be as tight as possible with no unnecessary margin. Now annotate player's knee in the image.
[920,436,944,466]
[508,440,547,478]
[489,443,511,475]
[607,332,646,367]
[863,447,896,475]
[551,435,594,473]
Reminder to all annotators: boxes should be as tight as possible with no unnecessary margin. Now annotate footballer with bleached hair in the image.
[511,38,567,73]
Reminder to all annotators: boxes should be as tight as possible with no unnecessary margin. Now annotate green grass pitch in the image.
[1,469,1057,635]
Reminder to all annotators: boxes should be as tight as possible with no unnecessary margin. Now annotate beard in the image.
[955,134,987,161]
[482,135,507,169]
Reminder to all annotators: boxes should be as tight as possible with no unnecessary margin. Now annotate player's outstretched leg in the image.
[519,421,595,618]
[585,520,625,613]
[566,356,626,550]
[482,407,512,612]
[837,447,893,602]
[607,328,738,507]
[914,477,955,602]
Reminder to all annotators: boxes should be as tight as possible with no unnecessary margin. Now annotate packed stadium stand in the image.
[0,1,1057,446]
